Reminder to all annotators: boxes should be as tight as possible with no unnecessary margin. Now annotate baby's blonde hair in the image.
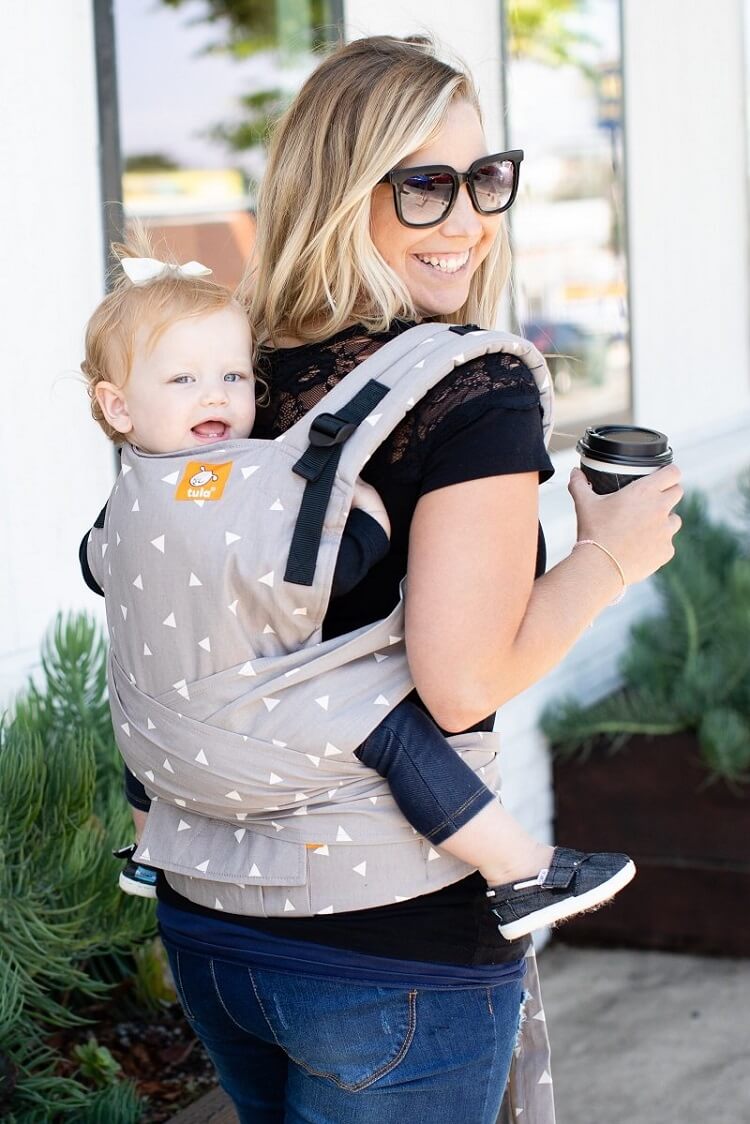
[242,35,511,348]
[83,230,244,442]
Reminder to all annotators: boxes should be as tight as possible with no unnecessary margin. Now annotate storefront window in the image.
[114,0,341,287]
[502,0,630,443]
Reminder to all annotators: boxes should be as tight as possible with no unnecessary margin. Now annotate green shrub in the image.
[0,614,158,1122]
[542,486,750,784]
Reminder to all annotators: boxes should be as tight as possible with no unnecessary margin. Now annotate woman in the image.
[157,36,682,1123]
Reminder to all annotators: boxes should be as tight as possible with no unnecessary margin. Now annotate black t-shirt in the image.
[159,321,555,965]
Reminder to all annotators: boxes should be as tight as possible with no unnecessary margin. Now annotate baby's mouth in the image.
[192,421,229,441]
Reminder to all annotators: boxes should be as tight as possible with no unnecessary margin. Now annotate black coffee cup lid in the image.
[577,425,673,468]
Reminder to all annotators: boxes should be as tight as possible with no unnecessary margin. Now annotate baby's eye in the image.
[172,374,194,384]
[224,371,248,383]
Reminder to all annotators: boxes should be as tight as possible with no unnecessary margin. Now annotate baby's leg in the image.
[356,702,552,884]
[357,703,635,940]
[115,767,158,897]
[132,807,148,842]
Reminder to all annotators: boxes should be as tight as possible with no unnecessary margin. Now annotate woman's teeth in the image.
[415,251,470,274]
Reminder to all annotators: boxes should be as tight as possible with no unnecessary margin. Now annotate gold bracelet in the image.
[574,539,627,604]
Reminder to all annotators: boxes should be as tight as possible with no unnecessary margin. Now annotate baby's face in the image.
[101,304,255,454]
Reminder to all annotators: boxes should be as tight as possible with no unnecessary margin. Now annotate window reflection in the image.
[114,0,340,288]
[503,0,631,441]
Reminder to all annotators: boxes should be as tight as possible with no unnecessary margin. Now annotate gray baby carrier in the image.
[88,322,554,912]
[87,322,557,1121]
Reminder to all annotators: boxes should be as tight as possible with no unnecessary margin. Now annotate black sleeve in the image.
[412,351,555,497]
[79,531,103,596]
[331,509,390,598]
[420,399,555,497]
[124,765,152,812]
[79,502,109,596]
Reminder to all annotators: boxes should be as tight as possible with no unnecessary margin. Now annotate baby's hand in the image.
[352,478,391,539]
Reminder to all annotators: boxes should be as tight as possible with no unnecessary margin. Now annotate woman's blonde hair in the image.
[243,35,510,348]
[83,229,247,441]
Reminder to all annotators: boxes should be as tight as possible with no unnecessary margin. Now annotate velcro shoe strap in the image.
[541,848,588,889]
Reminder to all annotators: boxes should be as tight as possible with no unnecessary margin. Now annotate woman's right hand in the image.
[568,464,684,586]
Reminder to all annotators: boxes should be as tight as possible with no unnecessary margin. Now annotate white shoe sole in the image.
[118,871,157,898]
[498,859,637,941]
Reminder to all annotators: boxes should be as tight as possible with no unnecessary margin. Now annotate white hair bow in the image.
[121,257,213,285]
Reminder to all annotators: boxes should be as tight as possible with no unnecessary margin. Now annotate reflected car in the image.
[522,320,606,394]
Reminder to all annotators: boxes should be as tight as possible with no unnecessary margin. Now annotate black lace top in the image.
[159,321,555,965]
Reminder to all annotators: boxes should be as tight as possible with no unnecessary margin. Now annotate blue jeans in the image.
[162,935,524,1123]
[356,701,496,844]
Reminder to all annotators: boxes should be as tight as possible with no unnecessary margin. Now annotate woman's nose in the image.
[442,183,483,237]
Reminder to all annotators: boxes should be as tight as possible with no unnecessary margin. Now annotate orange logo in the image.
[176,461,233,501]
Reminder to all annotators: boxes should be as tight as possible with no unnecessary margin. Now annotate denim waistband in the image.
[158,900,526,989]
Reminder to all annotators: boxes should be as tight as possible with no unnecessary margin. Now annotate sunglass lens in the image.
[471,160,515,213]
[398,172,454,225]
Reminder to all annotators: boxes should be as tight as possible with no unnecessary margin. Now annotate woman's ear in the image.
[95,381,133,436]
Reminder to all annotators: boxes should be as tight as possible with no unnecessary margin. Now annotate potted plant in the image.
[541,475,750,956]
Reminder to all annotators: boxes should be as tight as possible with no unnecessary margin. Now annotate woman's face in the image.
[370,98,503,318]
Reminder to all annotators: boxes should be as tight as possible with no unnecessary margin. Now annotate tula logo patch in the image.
[176,461,233,501]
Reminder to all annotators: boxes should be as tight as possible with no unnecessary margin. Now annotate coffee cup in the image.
[577,425,673,495]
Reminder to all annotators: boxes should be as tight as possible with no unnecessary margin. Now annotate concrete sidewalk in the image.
[538,943,750,1124]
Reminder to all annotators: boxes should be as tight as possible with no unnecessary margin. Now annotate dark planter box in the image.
[552,732,749,956]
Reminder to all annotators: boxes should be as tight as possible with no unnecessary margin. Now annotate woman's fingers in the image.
[568,461,686,586]
[646,463,682,491]
[660,483,684,511]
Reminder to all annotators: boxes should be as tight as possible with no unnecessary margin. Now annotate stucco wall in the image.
[0,2,113,704]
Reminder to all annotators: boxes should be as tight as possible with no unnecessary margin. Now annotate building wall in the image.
[0,2,113,704]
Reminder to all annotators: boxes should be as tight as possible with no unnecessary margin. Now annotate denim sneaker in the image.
[112,843,158,899]
[487,847,636,941]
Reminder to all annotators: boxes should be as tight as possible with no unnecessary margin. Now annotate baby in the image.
[81,241,634,941]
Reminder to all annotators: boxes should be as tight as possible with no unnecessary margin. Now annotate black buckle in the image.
[449,324,481,335]
[309,413,357,447]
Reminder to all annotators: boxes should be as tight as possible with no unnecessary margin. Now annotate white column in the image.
[342,1,506,150]
[623,0,750,445]
[0,2,113,704]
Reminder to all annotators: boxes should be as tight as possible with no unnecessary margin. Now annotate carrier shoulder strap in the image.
[281,323,554,586]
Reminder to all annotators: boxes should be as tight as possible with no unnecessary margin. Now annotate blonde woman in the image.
[156,36,682,1123]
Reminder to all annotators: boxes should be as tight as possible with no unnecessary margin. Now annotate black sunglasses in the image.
[378,150,524,229]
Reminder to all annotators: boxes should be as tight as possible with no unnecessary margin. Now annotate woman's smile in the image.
[412,249,472,275]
